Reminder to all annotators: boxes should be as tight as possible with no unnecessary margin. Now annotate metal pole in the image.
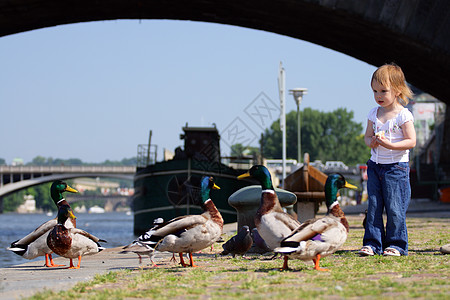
[187,158,191,214]
[147,130,152,166]
[278,62,286,188]
[297,102,301,164]
[289,88,307,165]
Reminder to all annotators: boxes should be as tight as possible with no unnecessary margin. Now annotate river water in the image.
[0,212,135,268]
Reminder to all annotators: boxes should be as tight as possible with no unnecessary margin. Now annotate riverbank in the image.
[0,247,150,299]
[0,212,134,268]
[0,223,237,299]
[1,206,449,299]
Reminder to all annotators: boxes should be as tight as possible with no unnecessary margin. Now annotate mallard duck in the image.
[220,225,253,258]
[7,180,78,267]
[120,217,164,267]
[274,173,357,271]
[140,176,224,267]
[237,165,301,251]
[47,204,106,269]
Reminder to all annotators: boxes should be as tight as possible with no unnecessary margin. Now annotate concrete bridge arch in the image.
[0,173,133,198]
[0,166,135,198]
[2,0,450,166]
[1,0,450,107]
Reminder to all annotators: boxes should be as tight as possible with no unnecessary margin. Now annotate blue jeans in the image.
[363,159,411,255]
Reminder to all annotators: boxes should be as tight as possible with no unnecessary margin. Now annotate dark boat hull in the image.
[132,159,251,235]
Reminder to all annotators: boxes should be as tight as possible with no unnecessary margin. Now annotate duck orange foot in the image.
[313,254,329,272]
[45,254,65,267]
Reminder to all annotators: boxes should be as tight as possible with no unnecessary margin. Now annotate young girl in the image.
[358,63,416,257]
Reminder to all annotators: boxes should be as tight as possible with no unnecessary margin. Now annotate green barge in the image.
[132,126,252,235]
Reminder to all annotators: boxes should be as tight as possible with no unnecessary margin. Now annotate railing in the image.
[136,144,157,168]
[0,165,136,174]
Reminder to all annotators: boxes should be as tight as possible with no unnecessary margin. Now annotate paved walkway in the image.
[1,201,448,299]
[0,247,164,299]
[0,223,238,300]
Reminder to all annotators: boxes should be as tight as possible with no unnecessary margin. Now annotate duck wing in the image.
[274,212,301,231]
[10,219,57,247]
[69,228,107,243]
[281,217,336,245]
[152,215,207,238]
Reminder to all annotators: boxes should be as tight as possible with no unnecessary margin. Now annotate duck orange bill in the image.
[69,210,77,220]
[213,183,221,190]
[237,172,250,179]
[345,182,358,189]
[65,185,79,193]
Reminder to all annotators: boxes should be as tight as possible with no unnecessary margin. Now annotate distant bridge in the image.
[65,195,132,212]
[0,165,136,198]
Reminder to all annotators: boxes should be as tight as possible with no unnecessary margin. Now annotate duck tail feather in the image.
[273,247,298,254]
[7,245,27,256]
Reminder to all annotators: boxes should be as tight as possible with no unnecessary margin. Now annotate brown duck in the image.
[47,204,106,269]
[275,173,357,271]
[7,181,78,267]
[238,165,301,251]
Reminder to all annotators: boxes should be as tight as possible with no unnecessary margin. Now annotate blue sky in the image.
[0,20,376,164]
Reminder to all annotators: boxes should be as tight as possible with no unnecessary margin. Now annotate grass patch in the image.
[28,215,449,299]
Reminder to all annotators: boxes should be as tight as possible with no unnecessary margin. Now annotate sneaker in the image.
[383,247,401,256]
[357,246,374,256]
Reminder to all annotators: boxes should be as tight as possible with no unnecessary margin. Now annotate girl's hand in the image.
[369,136,379,148]
[376,134,392,148]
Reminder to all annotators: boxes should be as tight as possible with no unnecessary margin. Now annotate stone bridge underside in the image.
[1,0,450,105]
[1,0,450,161]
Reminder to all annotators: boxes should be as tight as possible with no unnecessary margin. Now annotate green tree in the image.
[120,157,137,166]
[231,144,246,157]
[262,107,369,166]
[2,190,26,212]
[53,158,82,166]
[30,156,47,165]
[27,156,137,166]
[2,156,136,212]
[3,183,61,212]
[32,183,53,211]
[230,144,260,162]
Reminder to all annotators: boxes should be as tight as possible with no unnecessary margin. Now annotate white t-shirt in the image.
[368,107,414,164]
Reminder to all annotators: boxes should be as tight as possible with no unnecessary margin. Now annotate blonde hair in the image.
[371,63,413,106]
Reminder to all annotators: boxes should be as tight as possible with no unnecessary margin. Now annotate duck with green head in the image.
[237,165,301,251]
[131,176,224,267]
[274,173,357,271]
[47,204,106,269]
[7,180,78,267]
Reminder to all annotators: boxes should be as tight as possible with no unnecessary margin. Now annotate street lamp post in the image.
[278,63,286,187]
[289,88,308,164]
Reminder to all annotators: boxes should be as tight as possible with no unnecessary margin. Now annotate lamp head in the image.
[289,88,308,105]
